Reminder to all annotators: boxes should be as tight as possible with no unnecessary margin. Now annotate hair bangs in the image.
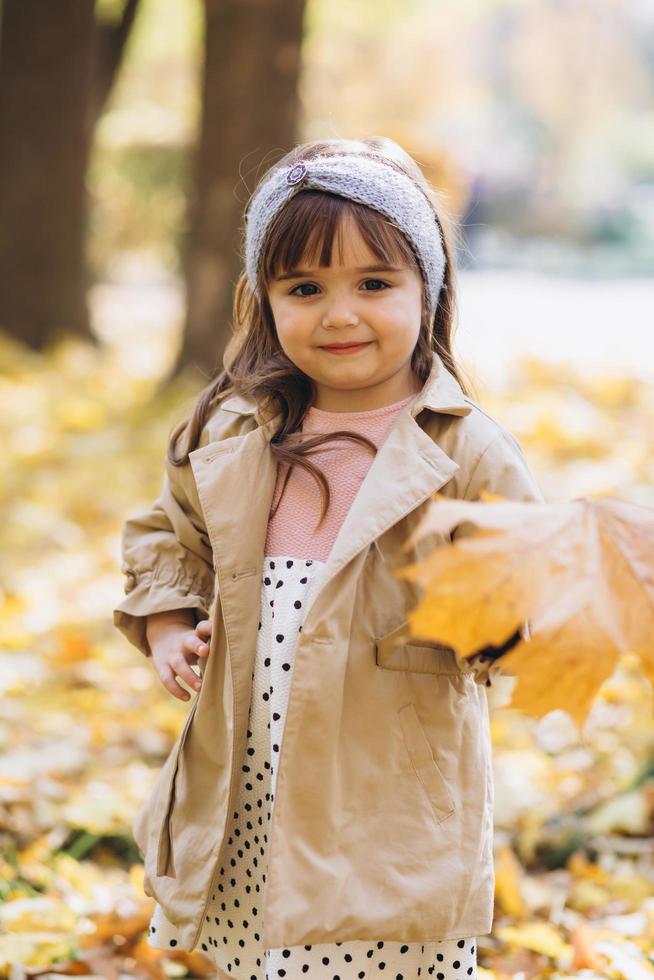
[260,190,421,290]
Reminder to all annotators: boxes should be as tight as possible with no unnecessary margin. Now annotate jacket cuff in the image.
[113,562,215,658]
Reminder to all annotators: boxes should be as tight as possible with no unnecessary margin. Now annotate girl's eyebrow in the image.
[274,264,404,282]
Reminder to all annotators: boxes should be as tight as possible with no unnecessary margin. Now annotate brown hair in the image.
[168,136,470,527]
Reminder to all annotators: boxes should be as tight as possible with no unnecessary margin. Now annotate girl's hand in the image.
[146,611,212,702]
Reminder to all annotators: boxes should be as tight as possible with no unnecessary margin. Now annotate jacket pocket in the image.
[398,702,455,825]
[375,619,470,675]
[155,695,200,877]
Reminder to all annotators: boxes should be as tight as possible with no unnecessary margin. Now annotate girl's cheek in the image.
[276,331,310,369]
[280,320,315,351]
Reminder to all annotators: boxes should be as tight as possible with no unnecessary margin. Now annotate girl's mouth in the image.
[320,342,372,355]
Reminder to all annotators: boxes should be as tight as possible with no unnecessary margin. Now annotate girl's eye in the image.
[289,279,390,297]
[290,283,319,297]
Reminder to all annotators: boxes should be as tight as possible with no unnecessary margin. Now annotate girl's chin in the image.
[316,369,378,386]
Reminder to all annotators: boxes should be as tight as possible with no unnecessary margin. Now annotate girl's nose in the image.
[321,297,360,328]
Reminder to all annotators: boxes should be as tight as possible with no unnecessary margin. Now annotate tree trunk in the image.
[0,0,141,350]
[175,0,307,381]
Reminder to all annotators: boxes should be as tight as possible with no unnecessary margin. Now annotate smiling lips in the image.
[320,342,372,354]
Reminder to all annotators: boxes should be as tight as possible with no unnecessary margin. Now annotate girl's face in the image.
[266,212,425,412]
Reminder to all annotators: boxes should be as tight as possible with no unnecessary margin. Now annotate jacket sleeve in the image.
[457,429,544,686]
[113,456,215,658]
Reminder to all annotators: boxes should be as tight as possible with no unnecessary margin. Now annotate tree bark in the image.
[175,0,307,380]
[0,0,141,349]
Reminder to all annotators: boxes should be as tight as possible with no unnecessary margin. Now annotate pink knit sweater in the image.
[264,392,417,561]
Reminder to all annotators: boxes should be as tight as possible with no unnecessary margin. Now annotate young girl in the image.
[114,136,543,980]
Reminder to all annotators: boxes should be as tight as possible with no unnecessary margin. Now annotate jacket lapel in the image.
[189,422,278,584]
[316,410,460,587]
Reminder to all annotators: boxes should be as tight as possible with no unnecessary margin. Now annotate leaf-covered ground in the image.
[1,334,653,978]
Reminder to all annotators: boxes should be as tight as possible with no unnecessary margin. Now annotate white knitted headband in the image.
[244,152,447,318]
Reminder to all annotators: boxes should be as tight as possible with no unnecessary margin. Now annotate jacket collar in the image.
[218,352,471,424]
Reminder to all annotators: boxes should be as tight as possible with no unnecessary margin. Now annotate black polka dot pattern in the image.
[145,555,478,978]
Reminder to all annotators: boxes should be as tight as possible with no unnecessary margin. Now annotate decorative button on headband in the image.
[244,152,447,318]
[286,161,308,186]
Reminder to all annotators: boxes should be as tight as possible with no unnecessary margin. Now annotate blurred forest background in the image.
[1,0,654,976]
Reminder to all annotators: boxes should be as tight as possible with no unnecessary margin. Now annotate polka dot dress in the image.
[146,555,478,979]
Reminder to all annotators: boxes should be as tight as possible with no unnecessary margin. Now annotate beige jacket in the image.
[113,353,544,951]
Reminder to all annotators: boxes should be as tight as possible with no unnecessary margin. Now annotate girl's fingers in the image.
[185,631,210,660]
[173,648,203,693]
[159,664,196,702]
[195,619,212,639]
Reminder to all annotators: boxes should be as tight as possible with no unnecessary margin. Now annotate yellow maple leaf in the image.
[396,492,654,729]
